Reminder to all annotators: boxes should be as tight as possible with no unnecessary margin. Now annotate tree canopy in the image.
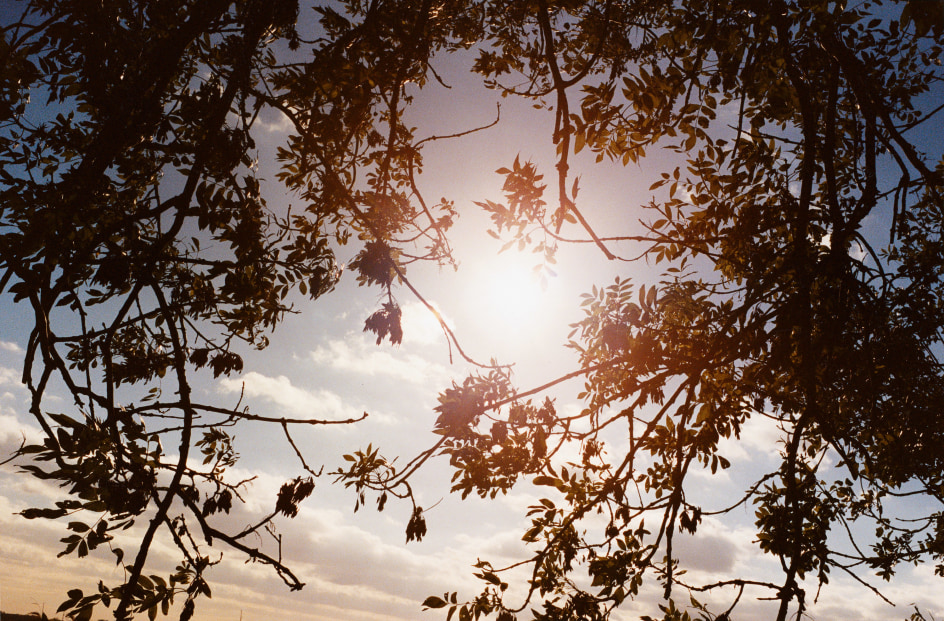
[2,0,944,620]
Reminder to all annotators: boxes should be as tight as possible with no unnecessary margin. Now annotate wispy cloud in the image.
[309,337,451,386]
[717,413,785,464]
[218,372,363,421]
[0,340,23,354]
[0,413,43,452]
[256,112,294,135]
[0,364,21,387]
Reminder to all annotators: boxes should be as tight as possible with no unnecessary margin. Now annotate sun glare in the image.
[489,266,544,324]
[460,255,554,349]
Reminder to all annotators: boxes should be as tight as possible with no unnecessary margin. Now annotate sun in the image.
[440,229,570,358]
[457,253,555,351]
[487,265,544,325]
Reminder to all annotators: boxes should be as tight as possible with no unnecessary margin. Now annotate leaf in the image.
[695,404,712,425]
[406,506,427,543]
[75,605,94,621]
[423,596,448,609]
[363,303,403,346]
[480,571,501,585]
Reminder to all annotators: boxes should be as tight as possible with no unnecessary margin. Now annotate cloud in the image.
[0,364,21,387]
[218,372,364,421]
[671,516,749,575]
[717,413,785,465]
[400,300,455,346]
[256,111,294,135]
[181,496,495,621]
[0,340,23,354]
[309,337,451,386]
[0,413,43,454]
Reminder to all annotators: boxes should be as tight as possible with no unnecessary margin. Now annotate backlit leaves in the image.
[342,0,944,619]
[276,476,316,519]
[5,1,944,620]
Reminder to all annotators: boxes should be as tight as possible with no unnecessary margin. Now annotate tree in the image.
[0,1,469,619]
[325,1,944,620]
[3,1,944,621]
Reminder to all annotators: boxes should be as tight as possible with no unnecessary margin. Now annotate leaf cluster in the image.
[333,0,944,620]
[0,0,487,617]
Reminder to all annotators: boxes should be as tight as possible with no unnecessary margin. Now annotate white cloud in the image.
[256,112,294,135]
[0,413,43,451]
[717,413,785,464]
[309,337,451,386]
[217,372,363,421]
[850,236,869,262]
[0,340,23,354]
[185,499,495,621]
[0,364,21,387]
[400,300,455,346]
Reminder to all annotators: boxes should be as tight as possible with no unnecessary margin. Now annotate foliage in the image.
[328,0,944,620]
[4,0,944,620]
[0,0,468,618]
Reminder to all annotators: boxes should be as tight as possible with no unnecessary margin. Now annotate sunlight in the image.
[400,301,453,346]
[487,264,545,326]
[462,254,552,344]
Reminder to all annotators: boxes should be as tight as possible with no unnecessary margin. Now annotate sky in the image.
[2,2,944,620]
